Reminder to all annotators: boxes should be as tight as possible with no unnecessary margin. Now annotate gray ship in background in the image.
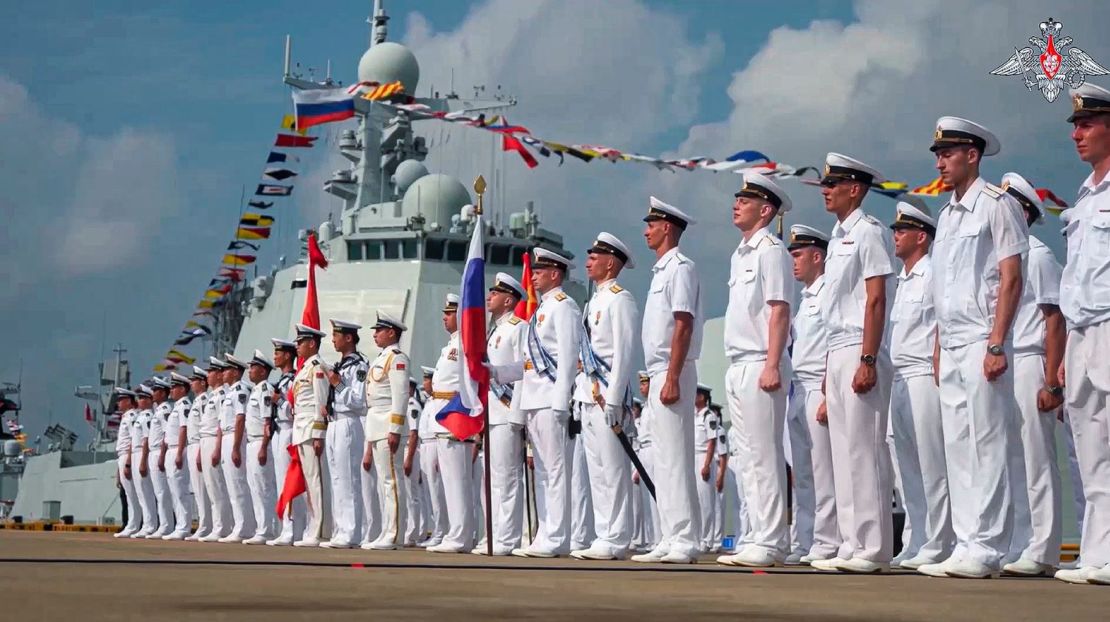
[8,0,581,525]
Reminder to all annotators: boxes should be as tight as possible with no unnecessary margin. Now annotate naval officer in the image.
[402,379,425,546]
[199,360,231,542]
[998,173,1065,577]
[633,372,660,552]
[185,367,211,541]
[887,203,954,569]
[324,318,370,549]
[716,172,795,568]
[1056,82,1110,586]
[147,377,174,538]
[218,354,256,543]
[572,233,640,561]
[361,310,411,550]
[481,273,528,555]
[267,338,305,546]
[291,323,332,547]
[162,373,194,540]
[694,385,720,554]
[417,364,449,548]
[632,196,704,564]
[113,389,141,538]
[131,384,158,538]
[814,153,896,573]
[919,118,1027,580]
[244,350,278,544]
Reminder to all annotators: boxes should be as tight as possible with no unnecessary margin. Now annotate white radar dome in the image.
[357,42,420,94]
[391,160,429,194]
[401,174,471,226]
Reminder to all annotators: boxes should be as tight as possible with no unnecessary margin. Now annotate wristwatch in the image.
[860,354,877,366]
[987,343,1004,356]
[1046,385,1064,397]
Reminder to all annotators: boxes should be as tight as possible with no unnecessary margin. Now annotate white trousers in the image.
[326,415,364,545]
[220,433,255,539]
[694,451,717,552]
[187,442,210,536]
[1061,411,1087,537]
[631,461,648,549]
[785,383,816,557]
[580,404,633,555]
[472,447,486,545]
[525,407,572,554]
[297,441,330,542]
[725,457,751,545]
[938,339,1020,568]
[245,438,277,539]
[200,436,230,537]
[435,437,475,549]
[826,345,893,563]
[402,441,426,545]
[637,442,661,549]
[117,454,140,532]
[1064,322,1110,568]
[165,445,192,534]
[489,423,525,552]
[149,456,173,532]
[890,372,954,562]
[648,366,702,557]
[419,438,448,542]
[570,431,595,549]
[793,382,839,558]
[370,438,406,546]
[727,360,790,557]
[130,448,156,531]
[270,426,305,542]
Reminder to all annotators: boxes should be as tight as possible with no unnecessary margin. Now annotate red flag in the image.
[1035,188,1068,208]
[274,134,317,148]
[84,403,93,426]
[301,232,329,329]
[514,252,539,320]
[503,134,539,169]
[276,444,307,519]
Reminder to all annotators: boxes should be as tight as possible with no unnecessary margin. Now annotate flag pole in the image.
[475,174,494,558]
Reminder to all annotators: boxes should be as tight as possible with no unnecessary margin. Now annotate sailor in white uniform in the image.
[716,172,795,567]
[711,407,728,553]
[113,389,141,538]
[814,153,897,574]
[130,384,158,538]
[243,350,277,544]
[628,398,649,551]
[694,386,720,554]
[887,203,954,569]
[199,360,231,542]
[218,354,256,542]
[162,373,194,540]
[632,197,704,564]
[185,367,211,541]
[996,173,1066,577]
[490,249,583,558]
[785,224,837,565]
[147,377,175,538]
[291,324,332,547]
[361,311,411,550]
[571,233,640,561]
[266,338,305,546]
[920,119,1028,579]
[417,365,448,547]
[322,318,369,549]
[633,372,661,551]
[724,421,752,548]
[402,379,425,546]
[479,273,528,555]
[427,294,478,554]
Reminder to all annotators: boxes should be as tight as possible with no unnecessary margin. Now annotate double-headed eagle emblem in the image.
[990,18,1109,102]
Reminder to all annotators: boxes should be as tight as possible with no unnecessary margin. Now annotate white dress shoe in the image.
[571,546,617,561]
[811,557,848,572]
[428,543,467,554]
[217,535,244,544]
[783,552,805,566]
[631,549,668,563]
[899,554,939,570]
[917,559,955,577]
[198,533,223,543]
[1086,564,1110,585]
[945,559,998,579]
[1002,559,1055,577]
[114,529,135,539]
[319,540,355,549]
[150,529,173,539]
[363,540,400,551]
[835,558,889,573]
[520,547,558,558]
[798,554,820,565]
[660,551,696,564]
[242,536,268,545]
[266,537,293,546]
[162,532,188,541]
[1054,566,1097,584]
[293,538,321,547]
[416,538,441,549]
[725,547,782,568]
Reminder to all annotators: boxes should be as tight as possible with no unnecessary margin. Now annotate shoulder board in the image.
[860,213,880,226]
[507,316,523,325]
[983,183,1004,199]
[554,292,568,302]
[756,236,779,248]
[390,347,403,355]
[609,284,624,294]
[308,359,319,368]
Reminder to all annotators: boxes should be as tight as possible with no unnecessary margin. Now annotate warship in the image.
[8,0,582,525]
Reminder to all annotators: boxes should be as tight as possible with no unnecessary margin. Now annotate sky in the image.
[1,0,1107,445]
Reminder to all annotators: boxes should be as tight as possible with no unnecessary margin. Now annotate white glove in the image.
[603,403,621,428]
[481,361,500,383]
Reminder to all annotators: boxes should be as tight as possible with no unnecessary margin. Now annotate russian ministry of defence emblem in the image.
[990,17,1109,102]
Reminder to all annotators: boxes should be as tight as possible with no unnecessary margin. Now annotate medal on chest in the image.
[594,310,601,326]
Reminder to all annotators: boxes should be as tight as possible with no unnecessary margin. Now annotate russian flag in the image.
[436,214,489,440]
[292,87,355,131]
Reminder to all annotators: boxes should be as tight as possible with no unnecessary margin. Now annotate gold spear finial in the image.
[473,175,487,215]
